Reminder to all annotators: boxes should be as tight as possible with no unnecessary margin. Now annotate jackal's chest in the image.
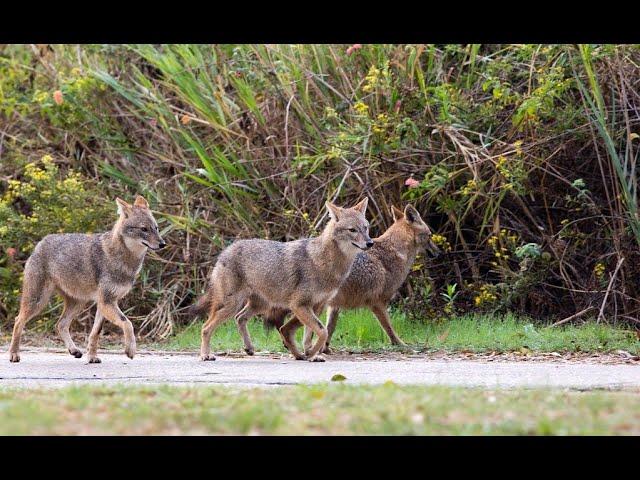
[101,262,142,299]
[104,282,135,301]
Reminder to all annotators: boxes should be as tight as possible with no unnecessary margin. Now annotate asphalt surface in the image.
[1,349,638,389]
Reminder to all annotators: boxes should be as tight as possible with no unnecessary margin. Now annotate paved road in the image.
[1,350,638,389]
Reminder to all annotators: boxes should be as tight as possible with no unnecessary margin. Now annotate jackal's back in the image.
[214,237,346,307]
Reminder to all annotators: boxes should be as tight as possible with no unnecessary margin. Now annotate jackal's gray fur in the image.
[8,195,165,363]
[247,204,440,353]
[192,198,372,362]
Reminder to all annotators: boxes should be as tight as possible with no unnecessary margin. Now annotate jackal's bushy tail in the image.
[187,292,212,319]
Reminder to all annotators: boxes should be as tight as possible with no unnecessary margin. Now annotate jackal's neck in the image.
[104,221,147,266]
[311,228,354,277]
[376,225,419,268]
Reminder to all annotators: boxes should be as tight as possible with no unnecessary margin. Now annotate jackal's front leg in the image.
[97,299,136,359]
[303,324,314,357]
[370,304,408,350]
[303,305,324,356]
[279,317,306,360]
[323,306,341,354]
[87,310,105,363]
[291,306,328,362]
[234,302,256,356]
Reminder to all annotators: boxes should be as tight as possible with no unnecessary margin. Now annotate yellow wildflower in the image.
[594,262,606,279]
[460,179,477,196]
[353,101,369,115]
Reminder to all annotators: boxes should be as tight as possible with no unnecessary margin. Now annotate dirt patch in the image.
[5,344,638,365]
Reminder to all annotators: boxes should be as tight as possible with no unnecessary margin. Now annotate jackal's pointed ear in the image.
[325,201,341,222]
[133,195,149,209]
[116,197,132,218]
[352,197,369,215]
[391,205,404,221]
[404,204,421,223]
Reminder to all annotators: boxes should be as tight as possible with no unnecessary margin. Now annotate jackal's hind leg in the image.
[235,302,256,356]
[57,295,87,358]
[9,277,55,363]
[200,303,240,361]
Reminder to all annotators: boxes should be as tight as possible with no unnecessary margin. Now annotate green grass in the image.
[158,311,639,355]
[0,384,638,435]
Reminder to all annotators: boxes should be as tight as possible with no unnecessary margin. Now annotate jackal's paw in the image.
[200,354,216,361]
[244,348,255,356]
[88,357,102,364]
[124,345,136,360]
[69,348,83,358]
[308,354,326,362]
[322,345,333,355]
[293,353,307,361]
[9,353,20,363]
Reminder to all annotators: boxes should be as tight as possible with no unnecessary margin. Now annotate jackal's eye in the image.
[348,228,357,233]
[140,226,149,233]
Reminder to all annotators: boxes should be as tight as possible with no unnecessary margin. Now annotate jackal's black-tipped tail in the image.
[187,294,212,319]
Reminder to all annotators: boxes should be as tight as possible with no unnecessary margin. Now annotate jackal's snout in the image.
[426,240,441,258]
[352,226,373,250]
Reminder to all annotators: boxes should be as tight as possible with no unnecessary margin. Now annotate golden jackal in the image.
[246,204,440,353]
[189,198,372,362]
[8,195,166,363]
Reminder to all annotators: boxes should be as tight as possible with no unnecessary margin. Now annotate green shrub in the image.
[0,155,112,322]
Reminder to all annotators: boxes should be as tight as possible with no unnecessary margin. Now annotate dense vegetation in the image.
[1,44,639,338]
[2,385,638,435]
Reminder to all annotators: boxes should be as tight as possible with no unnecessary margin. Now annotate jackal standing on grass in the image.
[189,198,372,362]
[8,195,166,363]
[256,204,440,354]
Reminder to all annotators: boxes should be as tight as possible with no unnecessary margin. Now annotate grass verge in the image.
[0,384,638,435]
[158,311,639,355]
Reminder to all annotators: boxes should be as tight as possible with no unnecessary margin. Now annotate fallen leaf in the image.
[331,374,347,382]
[310,390,325,399]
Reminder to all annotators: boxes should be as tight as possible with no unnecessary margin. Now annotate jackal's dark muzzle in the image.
[427,243,441,258]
